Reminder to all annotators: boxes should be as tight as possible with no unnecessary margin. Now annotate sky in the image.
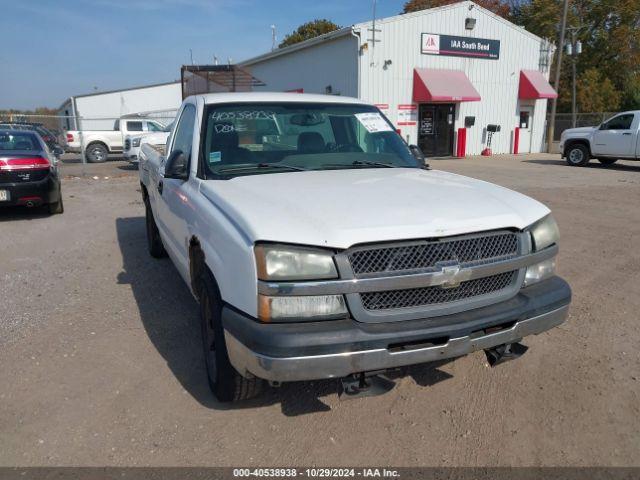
[0,0,406,110]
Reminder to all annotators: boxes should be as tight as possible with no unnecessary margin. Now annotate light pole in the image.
[565,27,582,128]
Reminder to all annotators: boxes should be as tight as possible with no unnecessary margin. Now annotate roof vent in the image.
[465,17,476,30]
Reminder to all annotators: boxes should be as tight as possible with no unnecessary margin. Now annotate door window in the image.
[602,114,634,130]
[519,111,531,129]
[147,122,164,132]
[170,104,196,160]
[127,121,143,132]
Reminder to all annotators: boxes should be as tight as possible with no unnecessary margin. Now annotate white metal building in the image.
[241,1,557,156]
[58,81,182,131]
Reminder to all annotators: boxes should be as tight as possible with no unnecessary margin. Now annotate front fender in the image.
[189,184,259,317]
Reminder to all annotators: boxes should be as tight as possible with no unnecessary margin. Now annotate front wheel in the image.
[598,158,618,166]
[145,200,166,258]
[199,271,263,402]
[565,144,590,166]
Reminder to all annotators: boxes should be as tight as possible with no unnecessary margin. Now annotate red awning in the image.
[519,70,558,99]
[413,68,481,103]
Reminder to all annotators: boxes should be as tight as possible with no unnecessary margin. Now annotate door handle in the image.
[158,180,163,195]
[622,132,632,135]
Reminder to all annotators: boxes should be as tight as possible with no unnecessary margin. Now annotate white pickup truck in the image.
[139,92,571,402]
[560,111,640,166]
[123,122,173,164]
[65,118,166,162]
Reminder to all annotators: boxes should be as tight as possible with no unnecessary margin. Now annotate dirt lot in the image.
[1,154,639,466]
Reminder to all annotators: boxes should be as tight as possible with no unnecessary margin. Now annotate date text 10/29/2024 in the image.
[233,468,401,478]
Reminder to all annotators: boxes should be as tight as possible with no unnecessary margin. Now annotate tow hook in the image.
[484,342,529,367]
[338,373,396,400]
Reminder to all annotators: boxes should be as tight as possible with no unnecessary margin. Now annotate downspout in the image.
[351,26,362,99]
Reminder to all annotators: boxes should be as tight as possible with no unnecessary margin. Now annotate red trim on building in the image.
[518,70,557,99]
[413,68,481,103]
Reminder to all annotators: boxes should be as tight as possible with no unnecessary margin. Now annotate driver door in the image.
[154,103,197,269]
[592,113,636,157]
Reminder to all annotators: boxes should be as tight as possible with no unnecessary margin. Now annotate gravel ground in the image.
[1,154,639,466]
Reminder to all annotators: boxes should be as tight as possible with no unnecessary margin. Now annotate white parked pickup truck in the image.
[123,123,172,164]
[560,111,640,166]
[139,92,571,402]
[65,117,166,163]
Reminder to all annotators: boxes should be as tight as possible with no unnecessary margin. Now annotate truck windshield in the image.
[200,102,420,178]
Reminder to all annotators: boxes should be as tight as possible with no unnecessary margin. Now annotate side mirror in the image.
[409,143,428,163]
[53,146,64,157]
[164,149,189,180]
[599,123,606,130]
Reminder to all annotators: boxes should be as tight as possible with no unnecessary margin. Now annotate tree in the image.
[279,19,341,49]
[514,0,640,113]
[577,68,621,112]
[403,0,512,18]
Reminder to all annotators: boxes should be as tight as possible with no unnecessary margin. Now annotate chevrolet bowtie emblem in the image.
[439,264,464,289]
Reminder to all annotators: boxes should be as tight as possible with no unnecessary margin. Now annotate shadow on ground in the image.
[523,158,640,172]
[0,205,51,222]
[115,216,454,416]
[61,154,126,164]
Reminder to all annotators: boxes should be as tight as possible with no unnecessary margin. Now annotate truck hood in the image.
[199,168,550,249]
[562,126,596,137]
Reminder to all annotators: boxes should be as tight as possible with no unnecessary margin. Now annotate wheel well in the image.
[86,141,109,152]
[565,139,591,156]
[189,236,207,299]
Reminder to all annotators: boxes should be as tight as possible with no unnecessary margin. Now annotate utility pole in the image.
[565,27,582,128]
[367,0,381,67]
[271,25,277,51]
[546,0,570,153]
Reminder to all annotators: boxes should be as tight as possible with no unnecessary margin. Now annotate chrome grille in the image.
[360,271,517,311]
[348,232,519,277]
[124,138,131,150]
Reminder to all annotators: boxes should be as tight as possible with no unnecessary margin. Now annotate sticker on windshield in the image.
[208,151,222,164]
[355,112,393,133]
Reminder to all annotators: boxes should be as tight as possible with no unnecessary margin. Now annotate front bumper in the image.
[123,150,139,162]
[223,276,571,382]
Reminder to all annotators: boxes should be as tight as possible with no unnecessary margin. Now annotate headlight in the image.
[258,294,347,323]
[132,138,141,147]
[529,214,559,251]
[524,215,560,287]
[255,244,337,281]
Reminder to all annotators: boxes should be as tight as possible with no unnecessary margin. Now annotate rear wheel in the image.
[598,158,618,166]
[145,200,166,258]
[48,192,64,215]
[85,143,108,163]
[199,271,263,402]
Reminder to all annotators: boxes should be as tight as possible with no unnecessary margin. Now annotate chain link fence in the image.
[547,112,618,142]
[1,110,177,164]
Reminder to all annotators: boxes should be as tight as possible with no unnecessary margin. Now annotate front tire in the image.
[85,143,109,163]
[145,200,166,258]
[565,144,590,166]
[598,158,618,166]
[199,271,263,402]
